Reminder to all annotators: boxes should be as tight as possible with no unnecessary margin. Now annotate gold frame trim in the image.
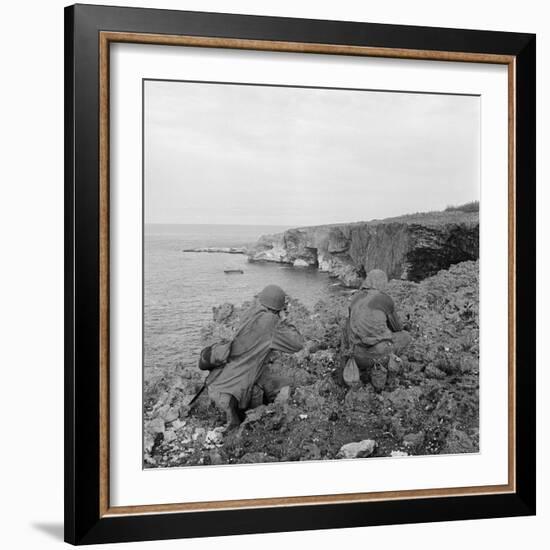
[98,32,516,517]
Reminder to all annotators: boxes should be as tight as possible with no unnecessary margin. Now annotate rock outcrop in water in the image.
[182,247,246,254]
[247,211,478,285]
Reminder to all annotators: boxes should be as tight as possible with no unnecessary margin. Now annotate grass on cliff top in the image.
[368,200,479,225]
[283,203,479,232]
[445,200,479,213]
[362,209,478,226]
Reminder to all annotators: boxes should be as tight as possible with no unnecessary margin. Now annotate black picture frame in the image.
[65,3,536,545]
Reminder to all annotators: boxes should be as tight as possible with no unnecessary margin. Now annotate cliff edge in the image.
[247,211,478,285]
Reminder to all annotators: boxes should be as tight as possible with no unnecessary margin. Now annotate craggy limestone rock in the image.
[337,439,377,459]
[212,303,234,323]
[293,259,310,267]
[403,431,425,449]
[248,211,478,285]
[240,452,278,463]
[441,428,476,454]
[146,417,165,435]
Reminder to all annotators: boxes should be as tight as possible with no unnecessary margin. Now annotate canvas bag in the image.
[189,342,232,409]
[343,356,361,387]
[198,341,232,371]
[387,352,402,374]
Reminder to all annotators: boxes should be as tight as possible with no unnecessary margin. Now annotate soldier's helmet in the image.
[258,284,286,311]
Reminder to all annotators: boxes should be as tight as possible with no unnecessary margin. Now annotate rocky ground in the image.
[144,260,479,468]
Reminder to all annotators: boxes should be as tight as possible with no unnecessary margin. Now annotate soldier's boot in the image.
[370,361,388,392]
[218,393,241,429]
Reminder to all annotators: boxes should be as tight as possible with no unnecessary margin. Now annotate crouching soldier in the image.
[208,284,304,429]
[344,269,411,391]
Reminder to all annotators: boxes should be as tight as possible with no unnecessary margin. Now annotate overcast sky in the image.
[144,80,480,226]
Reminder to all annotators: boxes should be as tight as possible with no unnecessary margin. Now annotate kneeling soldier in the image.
[344,269,411,390]
[208,284,304,428]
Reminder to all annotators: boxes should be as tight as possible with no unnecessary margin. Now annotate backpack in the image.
[197,341,232,371]
[188,341,233,409]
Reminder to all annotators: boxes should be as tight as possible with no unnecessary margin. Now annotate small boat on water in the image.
[224,268,244,274]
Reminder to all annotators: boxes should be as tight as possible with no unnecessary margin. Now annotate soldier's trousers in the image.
[353,331,411,388]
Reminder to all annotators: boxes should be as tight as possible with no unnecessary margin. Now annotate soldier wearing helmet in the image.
[344,269,411,391]
[208,284,304,428]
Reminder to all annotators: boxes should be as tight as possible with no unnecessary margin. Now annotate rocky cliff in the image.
[144,260,479,467]
[248,211,478,285]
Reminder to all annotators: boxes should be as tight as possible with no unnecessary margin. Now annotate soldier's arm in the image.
[374,292,403,332]
[271,322,305,354]
[385,298,403,332]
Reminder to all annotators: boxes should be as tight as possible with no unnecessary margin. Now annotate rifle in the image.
[187,366,224,409]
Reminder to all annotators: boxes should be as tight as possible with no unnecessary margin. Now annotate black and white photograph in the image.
[54,2,540,546]
[143,79,480,468]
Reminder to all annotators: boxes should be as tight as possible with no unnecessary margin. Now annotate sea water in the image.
[144,224,339,370]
